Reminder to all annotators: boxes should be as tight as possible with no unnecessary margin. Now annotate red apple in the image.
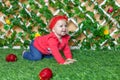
[6,54,17,62]
[39,68,53,80]
[107,7,113,13]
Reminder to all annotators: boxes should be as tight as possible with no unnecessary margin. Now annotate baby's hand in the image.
[63,61,72,65]
[60,59,77,65]
[66,58,77,63]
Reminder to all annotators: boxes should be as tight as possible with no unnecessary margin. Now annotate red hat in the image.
[49,15,68,30]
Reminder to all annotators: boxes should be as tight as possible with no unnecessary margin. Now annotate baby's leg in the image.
[23,41,42,61]
[43,54,53,58]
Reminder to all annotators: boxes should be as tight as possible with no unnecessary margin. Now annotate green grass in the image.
[0,49,120,80]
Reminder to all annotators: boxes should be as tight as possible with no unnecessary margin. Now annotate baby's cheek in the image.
[65,30,68,34]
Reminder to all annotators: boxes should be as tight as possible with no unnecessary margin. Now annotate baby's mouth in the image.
[62,31,66,32]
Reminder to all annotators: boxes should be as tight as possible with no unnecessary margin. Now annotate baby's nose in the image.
[62,27,66,31]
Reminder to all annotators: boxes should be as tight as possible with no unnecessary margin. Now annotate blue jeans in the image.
[23,41,52,61]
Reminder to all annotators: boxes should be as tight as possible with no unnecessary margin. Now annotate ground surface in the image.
[0,49,120,80]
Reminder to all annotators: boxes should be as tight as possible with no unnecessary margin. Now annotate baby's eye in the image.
[65,24,67,27]
[60,25,63,27]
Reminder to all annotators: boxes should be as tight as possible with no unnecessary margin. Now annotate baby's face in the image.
[53,19,68,37]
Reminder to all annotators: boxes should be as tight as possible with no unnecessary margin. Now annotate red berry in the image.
[6,54,17,62]
[107,7,113,13]
[39,68,52,80]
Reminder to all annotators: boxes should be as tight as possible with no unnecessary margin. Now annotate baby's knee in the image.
[33,55,42,61]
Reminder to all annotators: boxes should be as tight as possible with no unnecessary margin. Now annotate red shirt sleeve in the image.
[62,35,72,59]
[63,44,72,59]
[48,38,65,64]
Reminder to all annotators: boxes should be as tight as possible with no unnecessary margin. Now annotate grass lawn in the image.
[0,49,120,80]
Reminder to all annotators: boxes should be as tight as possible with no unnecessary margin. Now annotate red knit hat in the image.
[49,15,68,30]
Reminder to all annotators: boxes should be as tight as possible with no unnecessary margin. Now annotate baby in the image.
[22,15,76,65]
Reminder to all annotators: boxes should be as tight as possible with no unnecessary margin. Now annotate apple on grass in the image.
[39,68,53,80]
[6,54,17,62]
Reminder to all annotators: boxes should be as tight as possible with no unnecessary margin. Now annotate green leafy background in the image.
[0,0,120,50]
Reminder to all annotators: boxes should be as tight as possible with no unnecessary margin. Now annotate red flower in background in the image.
[107,7,113,13]
[6,54,17,62]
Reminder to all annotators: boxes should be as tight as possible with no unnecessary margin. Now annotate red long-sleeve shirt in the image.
[33,32,72,64]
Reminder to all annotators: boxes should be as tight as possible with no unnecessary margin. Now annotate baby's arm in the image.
[62,43,77,64]
[48,38,65,64]
[63,44,72,59]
